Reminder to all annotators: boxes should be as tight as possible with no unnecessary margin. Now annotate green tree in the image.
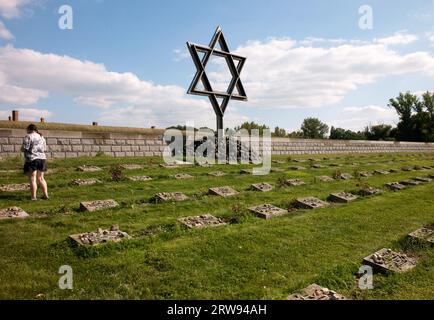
[329,126,366,140]
[272,126,288,137]
[363,124,394,141]
[388,92,418,141]
[300,117,329,139]
[234,122,269,135]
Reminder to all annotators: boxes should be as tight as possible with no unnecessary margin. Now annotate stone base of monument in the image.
[69,225,130,246]
[208,171,226,177]
[72,178,101,186]
[251,183,273,192]
[79,199,119,212]
[285,179,305,186]
[363,248,417,273]
[77,165,102,172]
[400,179,421,186]
[178,214,226,229]
[289,166,306,170]
[209,186,238,197]
[172,173,194,180]
[328,192,358,203]
[0,207,29,220]
[0,183,30,192]
[155,192,189,202]
[359,187,383,196]
[249,204,289,219]
[295,197,330,209]
[413,176,432,183]
[287,284,347,300]
[128,175,153,182]
[408,227,434,244]
[374,169,390,175]
[316,176,334,182]
[119,164,143,170]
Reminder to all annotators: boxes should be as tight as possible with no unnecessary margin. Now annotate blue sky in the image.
[0,0,434,131]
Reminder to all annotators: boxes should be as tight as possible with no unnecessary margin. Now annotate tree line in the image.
[234,91,434,142]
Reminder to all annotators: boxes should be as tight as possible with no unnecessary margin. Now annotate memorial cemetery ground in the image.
[0,152,433,299]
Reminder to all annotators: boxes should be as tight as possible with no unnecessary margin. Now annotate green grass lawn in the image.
[0,153,433,300]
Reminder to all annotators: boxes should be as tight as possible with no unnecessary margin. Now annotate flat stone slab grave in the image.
[287,284,347,300]
[316,176,334,182]
[285,179,305,186]
[359,171,372,177]
[72,178,101,186]
[159,164,179,169]
[386,182,406,191]
[374,169,390,175]
[0,183,30,192]
[208,171,226,177]
[339,173,353,180]
[0,207,29,220]
[311,164,326,169]
[155,192,189,202]
[359,187,383,196]
[328,192,358,203]
[413,176,432,183]
[272,160,286,164]
[401,166,413,171]
[178,214,226,229]
[128,175,153,182]
[69,225,130,246]
[289,166,306,170]
[209,186,238,197]
[271,168,285,172]
[295,197,330,209]
[119,164,143,170]
[172,173,194,180]
[79,199,119,212]
[400,179,421,186]
[251,183,273,192]
[249,204,289,219]
[77,165,102,172]
[363,248,417,273]
[408,227,434,244]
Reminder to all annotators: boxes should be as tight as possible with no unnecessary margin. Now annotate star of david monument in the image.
[186,26,248,134]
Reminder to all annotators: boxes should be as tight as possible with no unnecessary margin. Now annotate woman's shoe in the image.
[31,197,37,201]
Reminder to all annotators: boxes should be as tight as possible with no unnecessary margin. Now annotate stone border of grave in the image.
[0,207,29,220]
[287,284,347,300]
[249,204,290,219]
[295,197,330,209]
[178,214,226,229]
[359,187,383,196]
[72,178,101,186]
[128,175,153,182]
[285,179,305,186]
[250,182,273,192]
[385,182,405,191]
[76,165,102,172]
[155,192,189,202]
[327,192,358,204]
[79,199,119,212]
[363,248,418,273]
[408,227,434,244]
[69,225,130,246]
[0,183,30,192]
[172,173,194,180]
[209,186,239,197]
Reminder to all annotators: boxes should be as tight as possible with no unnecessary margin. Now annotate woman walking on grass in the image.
[21,124,49,201]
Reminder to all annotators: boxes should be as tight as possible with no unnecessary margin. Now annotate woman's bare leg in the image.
[28,171,37,200]
[37,171,49,199]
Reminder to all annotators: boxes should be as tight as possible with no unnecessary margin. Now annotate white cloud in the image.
[374,31,418,46]
[0,107,52,121]
[0,0,33,19]
[1,29,434,128]
[329,105,398,131]
[0,20,13,39]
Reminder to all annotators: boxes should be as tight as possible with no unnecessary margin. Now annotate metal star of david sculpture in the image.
[187,26,247,133]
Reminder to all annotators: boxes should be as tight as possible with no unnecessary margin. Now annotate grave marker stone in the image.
[69,225,130,246]
[328,192,358,203]
[359,187,383,196]
[249,204,289,219]
[178,214,226,229]
[295,197,329,209]
[408,227,434,244]
[289,166,306,170]
[128,175,153,181]
[413,176,432,183]
[363,248,417,273]
[120,164,143,170]
[285,179,305,186]
[316,176,334,182]
[79,199,119,212]
[77,165,102,172]
[209,186,238,197]
[172,173,194,180]
[386,182,405,190]
[251,182,273,192]
[208,171,226,177]
[287,284,347,300]
[72,178,101,186]
[0,183,30,192]
[155,192,189,202]
[0,207,29,220]
[400,179,421,186]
